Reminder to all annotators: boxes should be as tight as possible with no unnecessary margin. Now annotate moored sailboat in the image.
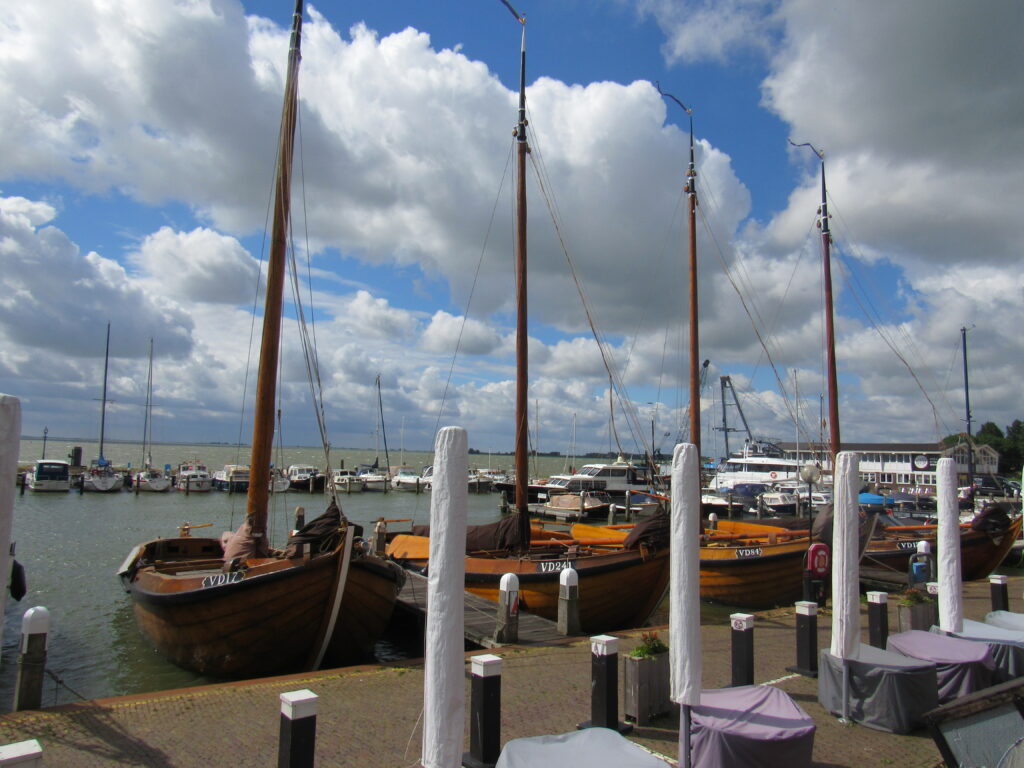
[118,1,405,678]
[386,9,670,634]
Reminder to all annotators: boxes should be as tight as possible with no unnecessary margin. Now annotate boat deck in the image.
[396,570,566,648]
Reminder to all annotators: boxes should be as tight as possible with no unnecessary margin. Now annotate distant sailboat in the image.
[133,339,171,492]
[119,0,405,678]
[82,322,123,493]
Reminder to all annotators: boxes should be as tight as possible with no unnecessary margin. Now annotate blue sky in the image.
[1,0,1022,460]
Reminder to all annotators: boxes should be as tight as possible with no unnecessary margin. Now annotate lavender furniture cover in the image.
[690,685,815,768]
[495,727,670,768]
[818,645,938,734]
[941,619,1024,683]
[886,629,995,703]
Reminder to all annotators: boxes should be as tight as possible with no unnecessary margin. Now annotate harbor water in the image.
[1,439,579,711]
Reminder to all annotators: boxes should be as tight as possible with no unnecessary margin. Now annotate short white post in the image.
[557,568,580,636]
[494,573,519,644]
[14,607,49,712]
[0,740,42,767]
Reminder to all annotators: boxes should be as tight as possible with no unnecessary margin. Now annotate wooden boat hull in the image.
[389,532,669,633]
[573,518,811,609]
[123,536,405,678]
[861,516,1022,583]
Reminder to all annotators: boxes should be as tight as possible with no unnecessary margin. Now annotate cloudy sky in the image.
[1,0,1021,460]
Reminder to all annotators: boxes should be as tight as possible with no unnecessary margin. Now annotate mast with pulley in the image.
[961,326,975,482]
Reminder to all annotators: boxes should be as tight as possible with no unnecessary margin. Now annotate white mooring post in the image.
[0,395,22,667]
[14,607,49,712]
[494,573,519,644]
[421,426,468,768]
[0,740,42,767]
[557,568,580,636]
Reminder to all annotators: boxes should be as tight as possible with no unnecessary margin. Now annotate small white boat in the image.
[27,460,70,492]
[269,468,291,494]
[82,461,124,493]
[392,466,428,492]
[286,464,323,492]
[133,467,171,493]
[467,470,493,493]
[357,465,390,492]
[329,467,365,493]
[175,460,212,492]
[212,464,250,492]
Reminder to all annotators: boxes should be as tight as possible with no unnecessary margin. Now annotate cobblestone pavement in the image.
[0,576,1016,766]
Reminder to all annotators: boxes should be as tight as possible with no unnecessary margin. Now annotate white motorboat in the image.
[212,464,250,492]
[329,467,365,493]
[27,460,70,492]
[175,460,212,492]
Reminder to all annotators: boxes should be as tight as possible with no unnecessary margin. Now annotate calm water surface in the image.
[2,439,581,711]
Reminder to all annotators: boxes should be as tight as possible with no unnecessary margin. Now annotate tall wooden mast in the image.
[247,0,303,541]
[512,17,531,543]
[818,158,842,466]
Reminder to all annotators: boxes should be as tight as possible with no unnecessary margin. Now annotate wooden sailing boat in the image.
[82,322,124,492]
[386,9,670,634]
[118,0,405,678]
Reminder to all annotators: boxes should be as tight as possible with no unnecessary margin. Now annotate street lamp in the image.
[41,426,48,460]
[799,462,822,520]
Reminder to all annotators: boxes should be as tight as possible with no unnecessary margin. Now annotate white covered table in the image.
[495,727,670,768]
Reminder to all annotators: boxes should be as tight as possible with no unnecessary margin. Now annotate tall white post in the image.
[421,427,468,768]
[936,457,963,632]
[0,396,22,665]
[670,443,702,768]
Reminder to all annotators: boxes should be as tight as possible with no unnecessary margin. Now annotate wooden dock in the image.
[396,570,567,648]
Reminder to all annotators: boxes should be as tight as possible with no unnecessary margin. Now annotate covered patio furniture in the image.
[886,629,995,703]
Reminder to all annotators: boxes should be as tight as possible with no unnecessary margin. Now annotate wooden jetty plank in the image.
[396,570,566,648]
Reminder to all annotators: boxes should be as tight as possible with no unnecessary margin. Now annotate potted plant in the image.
[895,587,937,632]
[623,632,672,725]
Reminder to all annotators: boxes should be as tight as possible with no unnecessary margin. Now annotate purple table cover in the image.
[818,646,938,734]
[887,630,995,703]
[941,619,1024,683]
[690,685,815,768]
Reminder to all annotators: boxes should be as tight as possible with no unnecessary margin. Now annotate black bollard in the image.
[730,613,755,687]
[786,601,818,677]
[577,635,632,734]
[278,689,317,768]
[14,607,49,712]
[867,591,889,648]
[990,575,1009,613]
[462,654,502,768]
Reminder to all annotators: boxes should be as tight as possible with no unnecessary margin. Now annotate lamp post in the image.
[799,462,822,520]
[41,427,48,460]
[799,462,823,602]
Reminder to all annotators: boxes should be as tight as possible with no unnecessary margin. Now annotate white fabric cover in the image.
[936,457,963,632]
[496,728,671,768]
[421,426,468,768]
[0,395,20,663]
[830,451,861,659]
[670,443,701,705]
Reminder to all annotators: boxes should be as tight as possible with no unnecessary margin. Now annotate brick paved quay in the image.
[0,576,1017,767]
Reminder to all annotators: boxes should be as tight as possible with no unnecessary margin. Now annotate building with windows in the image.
[777,441,1000,491]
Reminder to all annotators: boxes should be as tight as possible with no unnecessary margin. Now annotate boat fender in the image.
[805,542,830,577]
[8,559,25,601]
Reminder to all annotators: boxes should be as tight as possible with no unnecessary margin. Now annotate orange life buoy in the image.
[770,472,778,479]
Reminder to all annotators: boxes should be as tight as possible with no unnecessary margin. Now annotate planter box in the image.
[896,601,937,632]
[623,652,672,725]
